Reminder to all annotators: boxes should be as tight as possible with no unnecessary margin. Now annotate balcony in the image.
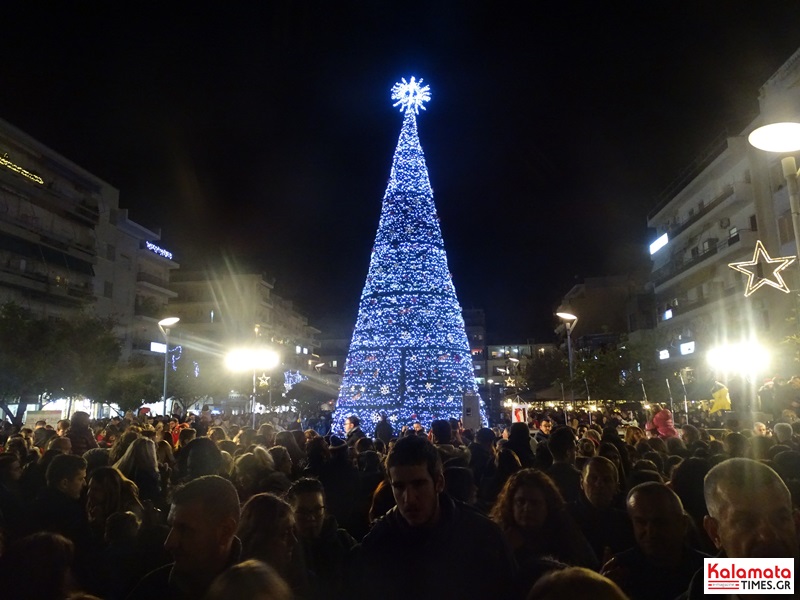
[136,271,177,297]
[653,229,757,291]
[658,285,739,325]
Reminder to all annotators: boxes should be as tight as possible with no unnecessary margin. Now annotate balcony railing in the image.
[136,271,171,289]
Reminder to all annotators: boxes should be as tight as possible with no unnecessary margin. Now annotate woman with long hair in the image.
[113,437,161,503]
[490,468,597,569]
[86,467,143,536]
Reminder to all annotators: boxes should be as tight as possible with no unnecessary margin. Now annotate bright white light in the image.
[748,122,800,153]
[391,77,431,114]
[659,349,670,360]
[707,342,770,375]
[226,348,280,372]
[663,309,673,320]
[650,233,669,255]
[679,341,695,356]
[151,342,166,354]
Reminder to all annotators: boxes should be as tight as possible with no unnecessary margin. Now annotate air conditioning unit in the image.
[719,217,730,229]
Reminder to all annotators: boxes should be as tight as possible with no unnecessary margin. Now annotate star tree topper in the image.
[391,76,431,114]
[728,240,796,297]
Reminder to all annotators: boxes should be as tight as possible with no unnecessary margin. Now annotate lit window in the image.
[680,341,695,355]
[663,309,673,320]
[659,349,670,360]
[296,345,301,354]
[649,233,668,255]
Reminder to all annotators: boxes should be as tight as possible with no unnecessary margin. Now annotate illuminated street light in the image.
[226,347,280,428]
[748,123,800,286]
[158,317,180,417]
[707,341,771,378]
[556,309,578,401]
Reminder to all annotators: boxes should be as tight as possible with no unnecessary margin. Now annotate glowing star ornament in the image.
[391,76,431,114]
[728,240,796,297]
[505,377,516,387]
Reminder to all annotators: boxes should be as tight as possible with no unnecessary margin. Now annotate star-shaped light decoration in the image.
[258,374,270,387]
[505,376,516,387]
[391,76,431,114]
[728,240,796,297]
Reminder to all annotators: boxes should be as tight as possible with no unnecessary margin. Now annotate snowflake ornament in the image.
[391,77,431,114]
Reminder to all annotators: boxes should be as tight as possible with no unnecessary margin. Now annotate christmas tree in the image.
[333,77,481,436]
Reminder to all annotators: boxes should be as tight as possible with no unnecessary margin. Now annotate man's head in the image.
[47,435,72,454]
[581,456,618,509]
[774,422,793,444]
[165,475,241,574]
[627,482,687,563]
[287,478,326,539]
[386,435,444,528]
[70,411,90,430]
[344,415,360,433]
[753,422,768,437]
[703,458,799,559]
[538,419,553,435]
[46,454,87,500]
[549,426,576,463]
[34,420,46,430]
[430,419,452,445]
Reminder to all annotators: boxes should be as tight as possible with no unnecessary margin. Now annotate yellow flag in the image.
[710,382,731,414]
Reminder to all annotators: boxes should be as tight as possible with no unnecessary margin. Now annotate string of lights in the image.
[333,78,482,435]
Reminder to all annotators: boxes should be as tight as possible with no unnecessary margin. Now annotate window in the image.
[331,360,338,368]
[749,214,757,231]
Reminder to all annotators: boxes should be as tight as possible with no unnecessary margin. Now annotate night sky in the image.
[3,3,800,342]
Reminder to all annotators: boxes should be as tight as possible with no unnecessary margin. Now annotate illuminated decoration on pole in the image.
[333,77,482,436]
[728,240,796,297]
[1,153,44,185]
[391,77,431,114]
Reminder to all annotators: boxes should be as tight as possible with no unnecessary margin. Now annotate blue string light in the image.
[333,78,483,436]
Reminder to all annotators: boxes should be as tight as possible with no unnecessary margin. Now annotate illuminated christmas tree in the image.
[333,77,481,436]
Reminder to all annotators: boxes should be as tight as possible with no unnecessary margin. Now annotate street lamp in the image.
[748,122,800,274]
[556,309,578,379]
[226,347,280,428]
[158,317,180,417]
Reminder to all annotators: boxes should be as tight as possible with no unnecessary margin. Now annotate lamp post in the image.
[226,347,280,429]
[556,310,578,401]
[158,317,180,417]
[748,123,800,276]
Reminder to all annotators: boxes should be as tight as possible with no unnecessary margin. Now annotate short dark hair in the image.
[346,415,360,427]
[387,435,442,481]
[171,474,240,523]
[548,426,576,461]
[45,454,87,488]
[286,477,326,502]
[430,419,452,444]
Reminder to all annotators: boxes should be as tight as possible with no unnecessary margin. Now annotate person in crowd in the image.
[752,421,770,437]
[237,492,308,598]
[444,465,478,505]
[205,559,293,600]
[374,412,393,445]
[478,446,522,511]
[286,477,357,598]
[0,453,26,543]
[491,468,597,573]
[29,454,91,553]
[546,426,582,504]
[681,458,800,598]
[66,411,98,456]
[85,467,143,537]
[648,404,678,438]
[430,418,470,466]
[506,421,537,468]
[624,426,645,446]
[774,422,797,450]
[56,419,71,438]
[182,436,225,481]
[113,437,161,503]
[275,431,306,476]
[0,532,81,600]
[356,435,516,599]
[344,414,366,448]
[127,475,241,599]
[468,427,497,489]
[109,430,140,465]
[601,482,708,600]
[569,456,634,563]
[534,417,552,444]
[318,436,360,534]
[268,445,295,483]
[528,567,629,600]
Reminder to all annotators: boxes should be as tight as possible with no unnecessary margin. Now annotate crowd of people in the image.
[0,404,798,599]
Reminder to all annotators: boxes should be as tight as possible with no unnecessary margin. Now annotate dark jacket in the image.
[300,516,357,599]
[568,494,635,561]
[67,426,98,456]
[546,461,582,504]
[345,426,367,447]
[604,544,709,600]
[356,493,517,600]
[126,537,242,600]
